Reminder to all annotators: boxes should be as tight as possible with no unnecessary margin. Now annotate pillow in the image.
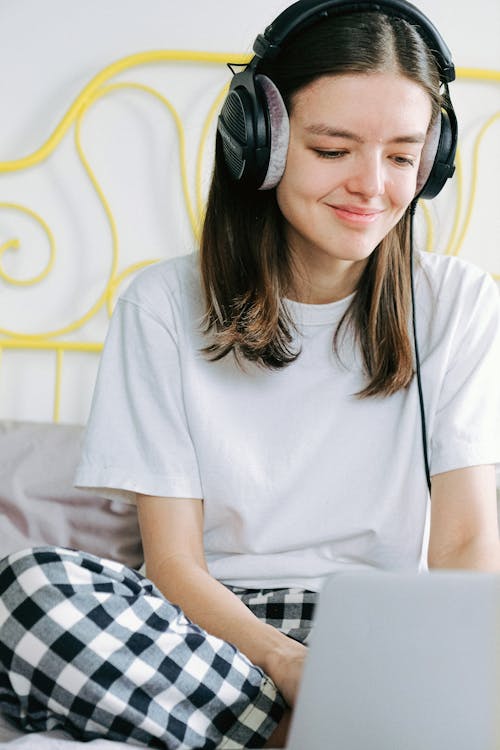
[0,421,142,567]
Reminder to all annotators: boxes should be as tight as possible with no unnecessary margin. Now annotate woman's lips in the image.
[329,204,384,224]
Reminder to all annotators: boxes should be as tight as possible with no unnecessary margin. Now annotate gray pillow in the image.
[0,420,142,567]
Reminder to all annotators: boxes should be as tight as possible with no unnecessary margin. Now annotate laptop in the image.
[286,570,500,749]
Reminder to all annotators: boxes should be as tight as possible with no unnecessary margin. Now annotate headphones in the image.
[217,0,458,200]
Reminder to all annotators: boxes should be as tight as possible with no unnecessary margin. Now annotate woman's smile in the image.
[327,203,386,225]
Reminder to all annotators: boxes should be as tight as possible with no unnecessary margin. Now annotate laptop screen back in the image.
[287,571,500,750]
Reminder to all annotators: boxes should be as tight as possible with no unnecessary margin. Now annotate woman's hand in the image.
[264,634,308,707]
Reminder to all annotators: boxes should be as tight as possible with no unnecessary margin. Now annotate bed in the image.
[0,45,499,749]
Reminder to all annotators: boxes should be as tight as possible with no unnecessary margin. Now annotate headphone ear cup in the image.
[217,73,290,189]
[255,75,290,190]
[417,108,455,199]
[218,85,259,183]
[217,71,273,188]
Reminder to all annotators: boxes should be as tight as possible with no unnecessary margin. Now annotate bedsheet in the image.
[0,713,281,749]
[0,712,132,749]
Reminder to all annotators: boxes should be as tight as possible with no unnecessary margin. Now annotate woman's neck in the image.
[288,253,368,304]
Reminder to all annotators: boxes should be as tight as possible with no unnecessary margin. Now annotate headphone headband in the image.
[253,0,455,82]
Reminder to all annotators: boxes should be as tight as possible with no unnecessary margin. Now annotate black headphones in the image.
[218,0,458,200]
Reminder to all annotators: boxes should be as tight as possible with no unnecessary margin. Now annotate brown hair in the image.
[200,11,442,396]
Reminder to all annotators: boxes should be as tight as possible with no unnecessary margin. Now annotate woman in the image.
[1,1,499,748]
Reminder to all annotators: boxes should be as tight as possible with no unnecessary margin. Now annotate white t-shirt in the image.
[75,251,500,591]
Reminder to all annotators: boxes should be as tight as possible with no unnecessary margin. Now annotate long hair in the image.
[200,11,443,397]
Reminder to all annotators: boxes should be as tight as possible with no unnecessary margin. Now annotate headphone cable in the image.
[409,199,432,495]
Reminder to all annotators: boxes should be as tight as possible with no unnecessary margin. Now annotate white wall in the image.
[0,0,499,423]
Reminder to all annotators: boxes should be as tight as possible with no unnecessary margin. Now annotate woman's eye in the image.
[392,155,416,167]
[314,149,347,159]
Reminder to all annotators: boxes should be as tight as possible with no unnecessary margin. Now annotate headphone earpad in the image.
[417,109,455,199]
[256,75,290,190]
[416,117,441,196]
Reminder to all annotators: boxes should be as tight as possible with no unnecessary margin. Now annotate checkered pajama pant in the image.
[0,547,316,749]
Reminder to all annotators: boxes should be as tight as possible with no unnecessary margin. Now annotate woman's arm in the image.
[136,493,306,708]
[428,465,500,571]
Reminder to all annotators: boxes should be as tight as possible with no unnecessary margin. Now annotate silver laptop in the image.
[287,570,500,749]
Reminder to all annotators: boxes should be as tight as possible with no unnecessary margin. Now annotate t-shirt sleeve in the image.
[430,273,500,475]
[74,293,203,503]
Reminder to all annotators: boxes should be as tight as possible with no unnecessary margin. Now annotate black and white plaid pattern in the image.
[226,587,316,646]
[0,547,315,749]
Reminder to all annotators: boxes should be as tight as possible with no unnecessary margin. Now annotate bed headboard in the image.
[0,53,499,424]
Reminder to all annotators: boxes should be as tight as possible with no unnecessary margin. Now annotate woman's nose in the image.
[346,154,385,197]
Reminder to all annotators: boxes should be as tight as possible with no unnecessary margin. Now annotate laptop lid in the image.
[287,571,500,750]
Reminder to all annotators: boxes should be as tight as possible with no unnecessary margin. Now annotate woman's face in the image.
[276,72,432,297]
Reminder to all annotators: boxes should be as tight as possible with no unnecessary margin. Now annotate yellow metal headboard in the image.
[0,52,498,422]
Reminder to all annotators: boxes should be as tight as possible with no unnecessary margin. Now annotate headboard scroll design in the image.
[0,53,498,422]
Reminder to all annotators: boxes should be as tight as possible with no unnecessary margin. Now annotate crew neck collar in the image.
[284,291,356,326]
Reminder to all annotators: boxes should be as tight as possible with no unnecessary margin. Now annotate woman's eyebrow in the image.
[304,124,427,144]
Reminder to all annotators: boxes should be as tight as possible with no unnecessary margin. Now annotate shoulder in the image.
[415,251,499,314]
[415,252,500,366]
[416,250,495,288]
[117,251,203,323]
